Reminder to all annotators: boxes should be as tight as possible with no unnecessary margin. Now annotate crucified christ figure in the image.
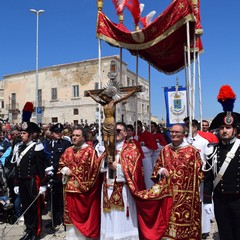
[87,85,142,164]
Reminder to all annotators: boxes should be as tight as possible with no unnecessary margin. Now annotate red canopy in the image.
[97,0,203,74]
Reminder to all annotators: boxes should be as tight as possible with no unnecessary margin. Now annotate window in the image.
[11,93,16,109]
[127,77,130,86]
[72,85,79,98]
[147,105,149,114]
[51,88,57,100]
[95,82,99,90]
[38,89,42,106]
[132,80,135,86]
[73,120,78,125]
[52,117,58,123]
[73,108,79,115]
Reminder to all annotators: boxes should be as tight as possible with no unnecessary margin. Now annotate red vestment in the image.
[152,144,203,240]
[59,145,103,238]
[119,140,173,240]
[152,132,167,146]
[137,130,158,150]
[127,137,144,159]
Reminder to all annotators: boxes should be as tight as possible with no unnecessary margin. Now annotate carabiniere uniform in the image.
[15,140,47,237]
[204,137,240,201]
[204,137,240,237]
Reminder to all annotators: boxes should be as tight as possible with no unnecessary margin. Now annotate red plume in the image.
[217,85,236,112]
[23,102,34,112]
[22,102,34,122]
[217,85,236,101]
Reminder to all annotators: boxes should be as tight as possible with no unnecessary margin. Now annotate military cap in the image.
[50,123,64,133]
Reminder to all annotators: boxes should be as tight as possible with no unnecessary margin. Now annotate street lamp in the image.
[30,9,45,124]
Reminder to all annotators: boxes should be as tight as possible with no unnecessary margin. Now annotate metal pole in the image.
[98,39,102,141]
[30,9,45,124]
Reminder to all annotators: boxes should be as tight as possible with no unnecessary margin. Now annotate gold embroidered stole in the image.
[103,147,125,212]
[103,174,124,212]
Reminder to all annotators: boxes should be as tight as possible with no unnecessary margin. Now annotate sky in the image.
[1,0,240,121]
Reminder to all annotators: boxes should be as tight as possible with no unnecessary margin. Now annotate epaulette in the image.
[206,144,218,160]
[35,142,44,151]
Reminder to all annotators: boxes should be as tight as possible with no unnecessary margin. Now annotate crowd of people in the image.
[0,110,238,240]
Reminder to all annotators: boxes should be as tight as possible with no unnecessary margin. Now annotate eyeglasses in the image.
[170,131,183,135]
[72,134,82,137]
[116,129,123,133]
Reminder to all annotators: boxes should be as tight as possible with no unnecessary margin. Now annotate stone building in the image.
[0,55,150,125]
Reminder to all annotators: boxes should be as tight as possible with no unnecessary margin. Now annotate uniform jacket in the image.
[204,137,240,203]
[14,141,47,187]
[44,138,71,174]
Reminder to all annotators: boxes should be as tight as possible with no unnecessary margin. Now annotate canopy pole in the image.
[186,22,192,137]
[119,47,123,121]
[192,34,196,119]
[98,39,102,141]
[148,62,151,131]
[197,53,203,130]
[135,54,139,135]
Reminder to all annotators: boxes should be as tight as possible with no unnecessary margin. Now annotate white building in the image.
[0,56,150,125]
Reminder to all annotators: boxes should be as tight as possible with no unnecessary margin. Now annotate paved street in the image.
[0,213,219,240]
[0,212,66,240]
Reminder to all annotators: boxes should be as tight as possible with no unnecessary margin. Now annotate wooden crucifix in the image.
[84,60,144,178]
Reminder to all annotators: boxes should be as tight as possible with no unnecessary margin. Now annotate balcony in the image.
[6,103,20,113]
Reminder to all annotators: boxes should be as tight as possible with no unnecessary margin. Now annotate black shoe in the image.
[45,221,55,228]
[202,233,209,239]
[19,233,32,240]
[31,236,39,240]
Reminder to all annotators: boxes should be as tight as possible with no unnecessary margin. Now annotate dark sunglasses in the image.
[116,129,122,133]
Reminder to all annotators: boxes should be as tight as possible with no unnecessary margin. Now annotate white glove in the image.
[39,186,47,195]
[95,144,105,157]
[204,204,213,214]
[158,168,169,178]
[45,166,54,172]
[60,166,71,175]
[14,186,19,195]
[187,137,194,144]
[47,171,54,176]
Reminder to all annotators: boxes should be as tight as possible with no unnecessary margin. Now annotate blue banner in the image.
[164,86,187,127]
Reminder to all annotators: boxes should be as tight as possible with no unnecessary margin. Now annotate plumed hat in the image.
[210,85,240,130]
[21,102,41,134]
[50,123,64,133]
[21,122,41,134]
[22,102,34,123]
